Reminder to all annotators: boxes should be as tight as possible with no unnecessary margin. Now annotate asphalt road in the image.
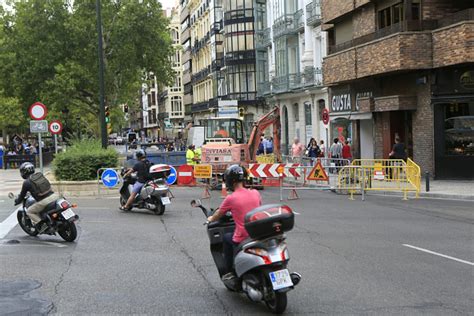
[0,188,472,315]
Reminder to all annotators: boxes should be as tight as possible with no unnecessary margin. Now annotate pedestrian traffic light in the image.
[124,105,129,113]
[239,107,245,117]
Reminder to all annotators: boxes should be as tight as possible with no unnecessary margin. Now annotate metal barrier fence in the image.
[337,159,421,200]
[279,158,350,201]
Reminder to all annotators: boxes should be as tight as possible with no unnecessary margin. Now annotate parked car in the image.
[116,136,124,145]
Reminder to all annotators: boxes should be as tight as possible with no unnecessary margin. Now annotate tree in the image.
[0,0,174,136]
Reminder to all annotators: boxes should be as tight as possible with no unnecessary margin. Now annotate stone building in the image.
[255,0,329,154]
[322,0,473,179]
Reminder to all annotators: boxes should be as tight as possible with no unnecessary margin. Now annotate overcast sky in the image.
[159,0,176,9]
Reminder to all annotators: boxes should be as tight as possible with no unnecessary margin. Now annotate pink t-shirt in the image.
[218,187,262,243]
[292,143,304,157]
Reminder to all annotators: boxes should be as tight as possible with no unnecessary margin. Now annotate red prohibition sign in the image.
[322,108,330,125]
[29,102,48,120]
[49,120,63,135]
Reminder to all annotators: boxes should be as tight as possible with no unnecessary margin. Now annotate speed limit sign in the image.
[49,120,63,135]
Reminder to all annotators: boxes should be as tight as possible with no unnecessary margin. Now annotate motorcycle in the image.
[191,199,301,314]
[119,164,172,215]
[8,192,79,242]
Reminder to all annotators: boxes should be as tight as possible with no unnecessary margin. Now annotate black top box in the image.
[244,204,294,239]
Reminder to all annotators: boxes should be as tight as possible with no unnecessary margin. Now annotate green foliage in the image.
[0,0,174,135]
[0,93,24,129]
[53,139,118,181]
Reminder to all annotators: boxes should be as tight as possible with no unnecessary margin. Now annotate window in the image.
[171,96,183,117]
[304,102,312,125]
[378,7,392,29]
[293,103,299,122]
[444,102,474,156]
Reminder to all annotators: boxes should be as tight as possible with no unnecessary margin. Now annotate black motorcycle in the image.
[9,192,79,242]
[119,164,172,215]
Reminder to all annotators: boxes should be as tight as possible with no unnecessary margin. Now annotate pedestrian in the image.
[306,138,321,163]
[291,137,305,162]
[318,140,326,157]
[265,136,274,154]
[388,137,407,179]
[257,136,265,155]
[342,140,352,163]
[186,145,199,165]
[329,138,342,159]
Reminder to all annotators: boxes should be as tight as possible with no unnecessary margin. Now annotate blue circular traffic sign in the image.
[101,169,119,187]
[166,166,177,185]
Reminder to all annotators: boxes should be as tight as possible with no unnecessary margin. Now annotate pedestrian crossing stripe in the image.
[307,161,329,181]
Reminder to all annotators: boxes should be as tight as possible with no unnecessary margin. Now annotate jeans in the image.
[223,232,237,273]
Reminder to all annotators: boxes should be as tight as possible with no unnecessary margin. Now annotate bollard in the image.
[425,171,430,192]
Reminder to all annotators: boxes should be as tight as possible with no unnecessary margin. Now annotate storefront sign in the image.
[331,94,351,112]
[460,71,474,90]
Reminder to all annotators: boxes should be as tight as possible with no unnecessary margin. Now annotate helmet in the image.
[20,162,35,179]
[135,149,146,160]
[223,165,247,191]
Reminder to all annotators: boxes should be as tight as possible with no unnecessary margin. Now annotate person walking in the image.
[306,138,321,164]
[342,140,352,164]
[319,140,326,157]
[329,138,343,172]
[388,137,407,179]
[291,137,305,163]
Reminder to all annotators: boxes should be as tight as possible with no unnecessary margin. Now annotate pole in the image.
[325,127,329,158]
[38,133,43,174]
[54,134,58,154]
[96,0,107,148]
[425,171,430,192]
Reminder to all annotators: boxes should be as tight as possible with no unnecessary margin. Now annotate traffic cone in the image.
[201,186,211,199]
[288,189,299,200]
[221,182,228,199]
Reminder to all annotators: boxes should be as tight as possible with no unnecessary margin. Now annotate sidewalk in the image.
[418,179,474,200]
[0,167,52,195]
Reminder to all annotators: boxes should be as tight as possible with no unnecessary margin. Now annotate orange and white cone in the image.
[221,182,228,199]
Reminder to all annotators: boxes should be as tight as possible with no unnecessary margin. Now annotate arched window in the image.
[293,103,299,122]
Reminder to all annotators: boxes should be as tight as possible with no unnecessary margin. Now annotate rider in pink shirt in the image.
[207,165,262,276]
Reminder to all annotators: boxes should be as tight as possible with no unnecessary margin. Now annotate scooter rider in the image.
[207,165,262,278]
[15,162,57,232]
[120,149,151,211]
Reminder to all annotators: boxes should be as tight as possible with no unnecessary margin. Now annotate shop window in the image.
[444,102,474,156]
[293,103,299,122]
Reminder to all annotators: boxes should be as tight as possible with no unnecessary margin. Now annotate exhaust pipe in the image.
[290,272,301,286]
[242,281,263,301]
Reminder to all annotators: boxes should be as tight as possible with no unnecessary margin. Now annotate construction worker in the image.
[186,145,199,165]
[194,147,202,164]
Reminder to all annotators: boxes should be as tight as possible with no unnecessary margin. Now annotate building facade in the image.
[322,0,473,179]
[142,77,159,140]
[255,0,329,153]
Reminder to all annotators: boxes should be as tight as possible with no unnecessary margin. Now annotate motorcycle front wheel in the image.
[58,221,77,242]
[265,291,287,314]
[17,211,39,236]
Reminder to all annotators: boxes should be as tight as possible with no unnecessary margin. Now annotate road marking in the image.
[0,210,18,239]
[403,244,474,266]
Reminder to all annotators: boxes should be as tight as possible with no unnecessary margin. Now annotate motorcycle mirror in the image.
[190,199,202,207]
[8,192,15,199]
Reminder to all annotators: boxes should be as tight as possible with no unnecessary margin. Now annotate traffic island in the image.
[45,170,118,197]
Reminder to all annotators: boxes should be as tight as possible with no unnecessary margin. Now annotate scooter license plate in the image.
[62,208,75,220]
[161,197,171,205]
[269,269,293,290]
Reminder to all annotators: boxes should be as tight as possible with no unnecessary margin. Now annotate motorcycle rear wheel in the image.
[58,221,77,242]
[154,202,165,215]
[17,212,39,236]
[265,292,287,314]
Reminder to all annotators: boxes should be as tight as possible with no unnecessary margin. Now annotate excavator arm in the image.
[248,106,281,161]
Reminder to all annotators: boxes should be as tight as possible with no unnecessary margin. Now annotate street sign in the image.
[30,120,48,133]
[177,164,195,186]
[322,108,330,125]
[307,161,329,181]
[101,169,119,187]
[218,100,239,118]
[194,164,212,179]
[49,120,63,135]
[29,102,48,120]
[166,166,177,185]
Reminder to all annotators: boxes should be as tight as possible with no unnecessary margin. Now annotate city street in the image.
[0,188,472,315]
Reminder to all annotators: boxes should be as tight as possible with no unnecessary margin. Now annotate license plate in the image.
[269,269,293,290]
[62,208,75,220]
[161,197,171,205]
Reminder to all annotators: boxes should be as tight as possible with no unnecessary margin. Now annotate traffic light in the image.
[124,105,129,113]
[105,106,111,134]
[239,107,245,117]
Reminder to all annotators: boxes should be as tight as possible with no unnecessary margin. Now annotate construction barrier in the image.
[337,158,421,200]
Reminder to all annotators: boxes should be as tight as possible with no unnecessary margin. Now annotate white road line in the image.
[403,244,474,266]
[0,210,18,239]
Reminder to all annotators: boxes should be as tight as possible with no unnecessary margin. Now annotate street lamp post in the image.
[96,0,107,148]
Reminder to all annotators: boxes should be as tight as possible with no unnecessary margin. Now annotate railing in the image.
[303,66,323,87]
[273,9,304,38]
[288,73,303,90]
[259,68,323,96]
[328,9,474,55]
[191,32,210,55]
[191,66,211,84]
[259,81,271,96]
[306,1,321,26]
[256,27,272,49]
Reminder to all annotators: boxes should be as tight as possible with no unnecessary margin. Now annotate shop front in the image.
[433,67,474,179]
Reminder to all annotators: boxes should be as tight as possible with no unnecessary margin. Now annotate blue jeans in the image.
[223,233,237,273]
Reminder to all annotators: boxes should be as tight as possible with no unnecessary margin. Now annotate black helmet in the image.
[224,164,247,191]
[135,149,146,160]
[20,162,35,179]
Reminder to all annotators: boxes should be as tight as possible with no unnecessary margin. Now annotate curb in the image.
[365,190,474,201]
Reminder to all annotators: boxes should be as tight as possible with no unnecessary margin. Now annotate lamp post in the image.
[96,0,107,148]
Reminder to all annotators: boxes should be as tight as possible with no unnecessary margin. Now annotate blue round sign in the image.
[101,169,119,188]
[166,166,177,185]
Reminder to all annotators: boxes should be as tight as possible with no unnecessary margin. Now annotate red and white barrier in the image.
[248,163,301,178]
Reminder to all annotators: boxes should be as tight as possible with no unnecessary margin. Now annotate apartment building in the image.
[157,5,185,138]
[142,77,159,140]
[255,0,329,154]
[322,0,473,179]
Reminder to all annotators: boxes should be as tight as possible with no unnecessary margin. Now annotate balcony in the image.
[258,69,323,96]
[225,50,256,65]
[306,1,321,27]
[258,81,271,96]
[256,27,271,50]
[211,20,223,35]
[191,66,211,84]
[191,32,210,55]
[273,9,304,38]
[303,66,323,87]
